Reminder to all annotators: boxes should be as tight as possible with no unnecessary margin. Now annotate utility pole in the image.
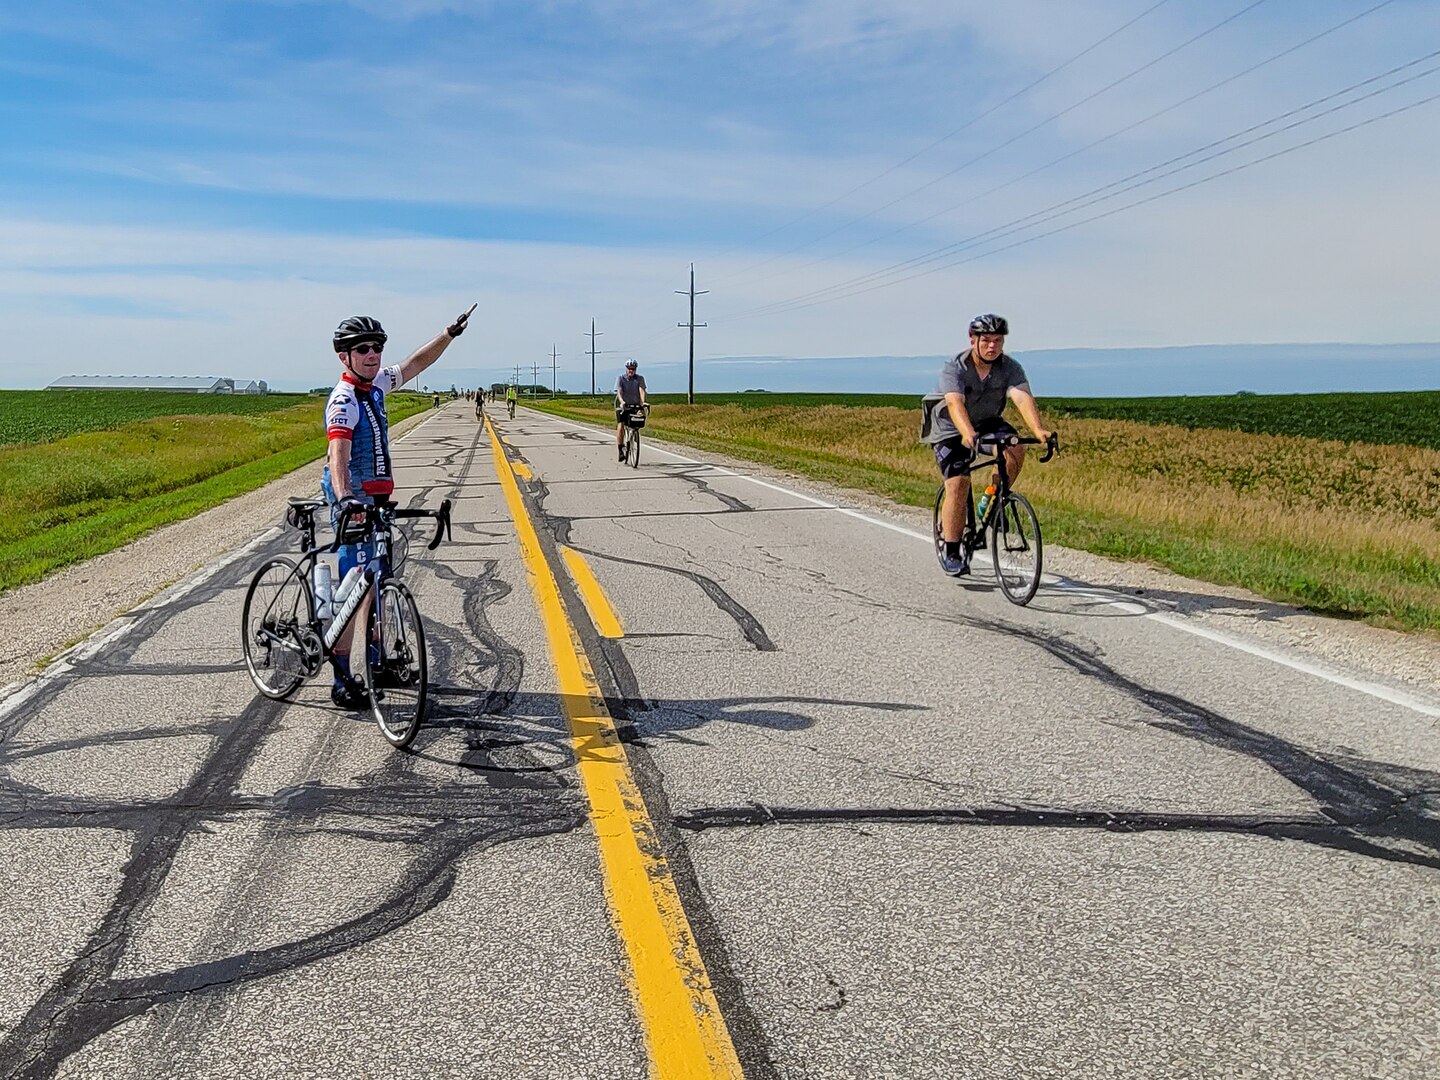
[676,263,708,405]
[550,344,559,399]
[587,318,603,397]
[531,357,540,398]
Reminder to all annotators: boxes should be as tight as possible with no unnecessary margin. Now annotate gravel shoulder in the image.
[4,405,1438,709]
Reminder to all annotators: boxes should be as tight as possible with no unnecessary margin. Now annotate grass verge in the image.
[0,396,429,592]
[528,397,1440,632]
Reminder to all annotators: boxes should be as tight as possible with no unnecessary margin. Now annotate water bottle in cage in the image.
[333,566,365,609]
[312,563,334,620]
[976,482,997,522]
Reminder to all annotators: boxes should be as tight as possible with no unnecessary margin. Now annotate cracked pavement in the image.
[2,404,1438,1079]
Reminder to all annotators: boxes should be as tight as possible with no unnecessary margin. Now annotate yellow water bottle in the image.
[976,482,997,521]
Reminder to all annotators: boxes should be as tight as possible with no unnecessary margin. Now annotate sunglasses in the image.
[349,343,384,356]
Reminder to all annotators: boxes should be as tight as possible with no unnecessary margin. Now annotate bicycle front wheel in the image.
[627,428,641,468]
[241,557,312,699]
[991,493,1043,606]
[389,526,411,578]
[364,581,428,748]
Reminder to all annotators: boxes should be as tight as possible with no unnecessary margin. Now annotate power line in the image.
[587,318,602,396]
[676,263,708,404]
[719,49,1440,320]
[736,0,1400,294]
[723,86,1440,321]
[706,0,1178,277]
[713,0,1269,285]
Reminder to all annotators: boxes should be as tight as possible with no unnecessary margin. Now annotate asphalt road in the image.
[1,404,1437,1079]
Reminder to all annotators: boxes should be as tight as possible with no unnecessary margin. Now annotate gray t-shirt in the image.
[615,372,647,405]
[922,351,1028,442]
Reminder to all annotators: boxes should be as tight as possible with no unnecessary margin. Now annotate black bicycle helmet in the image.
[333,315,388,352]
[968,313,1009,336]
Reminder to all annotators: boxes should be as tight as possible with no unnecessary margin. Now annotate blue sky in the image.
[2,0,1438,392]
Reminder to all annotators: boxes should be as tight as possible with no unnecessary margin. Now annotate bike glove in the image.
[447,305,474,338]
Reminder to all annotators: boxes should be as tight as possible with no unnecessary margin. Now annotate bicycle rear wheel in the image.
[364,581,428,748]
[991,493,1043,606]
[931,485,948,570]
[241,557,312,699]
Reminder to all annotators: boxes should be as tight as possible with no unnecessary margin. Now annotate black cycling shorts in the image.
[933,417,1017,479]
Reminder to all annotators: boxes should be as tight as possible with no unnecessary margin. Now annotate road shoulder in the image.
[0,408,444,693]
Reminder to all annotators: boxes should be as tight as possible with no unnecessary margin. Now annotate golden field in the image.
[533,399,1440,630]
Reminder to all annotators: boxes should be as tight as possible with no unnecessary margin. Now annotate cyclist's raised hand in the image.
[447,302,477,338]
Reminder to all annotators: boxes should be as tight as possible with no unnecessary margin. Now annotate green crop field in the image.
[1042,390,1440,450]
[0,390,429,593]
[531,392,1440,631]
[634,391,917,410]
[581,390,1440,449]
[0,389,313,447]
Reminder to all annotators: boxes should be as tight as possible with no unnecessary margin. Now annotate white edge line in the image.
[0,526,284,719]
[538,411,1440,720]
[1146,613,1440,720]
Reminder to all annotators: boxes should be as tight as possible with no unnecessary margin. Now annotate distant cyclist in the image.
[614,359,648,461]
[505,384,518,418]
[322,306,473,708]
[924,314,1051,577]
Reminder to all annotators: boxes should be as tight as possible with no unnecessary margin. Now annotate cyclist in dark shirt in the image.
[614,359,648,462]
[924,314,1051,577]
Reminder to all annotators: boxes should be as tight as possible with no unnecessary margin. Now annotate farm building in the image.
[46,376,268,394]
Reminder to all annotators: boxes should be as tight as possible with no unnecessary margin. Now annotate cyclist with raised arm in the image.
[924,314,1051,577]
[614,358,647,462]
[322,307,473,708]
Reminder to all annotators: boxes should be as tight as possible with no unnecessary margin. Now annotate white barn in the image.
[46,376,252,393]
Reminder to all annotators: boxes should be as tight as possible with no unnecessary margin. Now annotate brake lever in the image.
[1040,432,1059,463]
[427,499,453,550]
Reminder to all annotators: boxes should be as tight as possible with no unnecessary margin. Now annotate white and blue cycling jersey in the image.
[321,366,401,504]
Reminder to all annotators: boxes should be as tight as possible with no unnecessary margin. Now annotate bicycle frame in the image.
[264,498,451,676]
[948,431,1056,549]
[959,433,1034,537]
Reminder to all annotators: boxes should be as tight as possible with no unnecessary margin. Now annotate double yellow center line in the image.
[485,418,745,1079]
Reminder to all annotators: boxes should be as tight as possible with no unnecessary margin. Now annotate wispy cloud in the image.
[2,1,1438,392]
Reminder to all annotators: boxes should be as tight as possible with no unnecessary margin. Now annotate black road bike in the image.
[619,403,649,468]
[506,397,516,419]
[241,497,451,748]
[932,431,1058,606]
